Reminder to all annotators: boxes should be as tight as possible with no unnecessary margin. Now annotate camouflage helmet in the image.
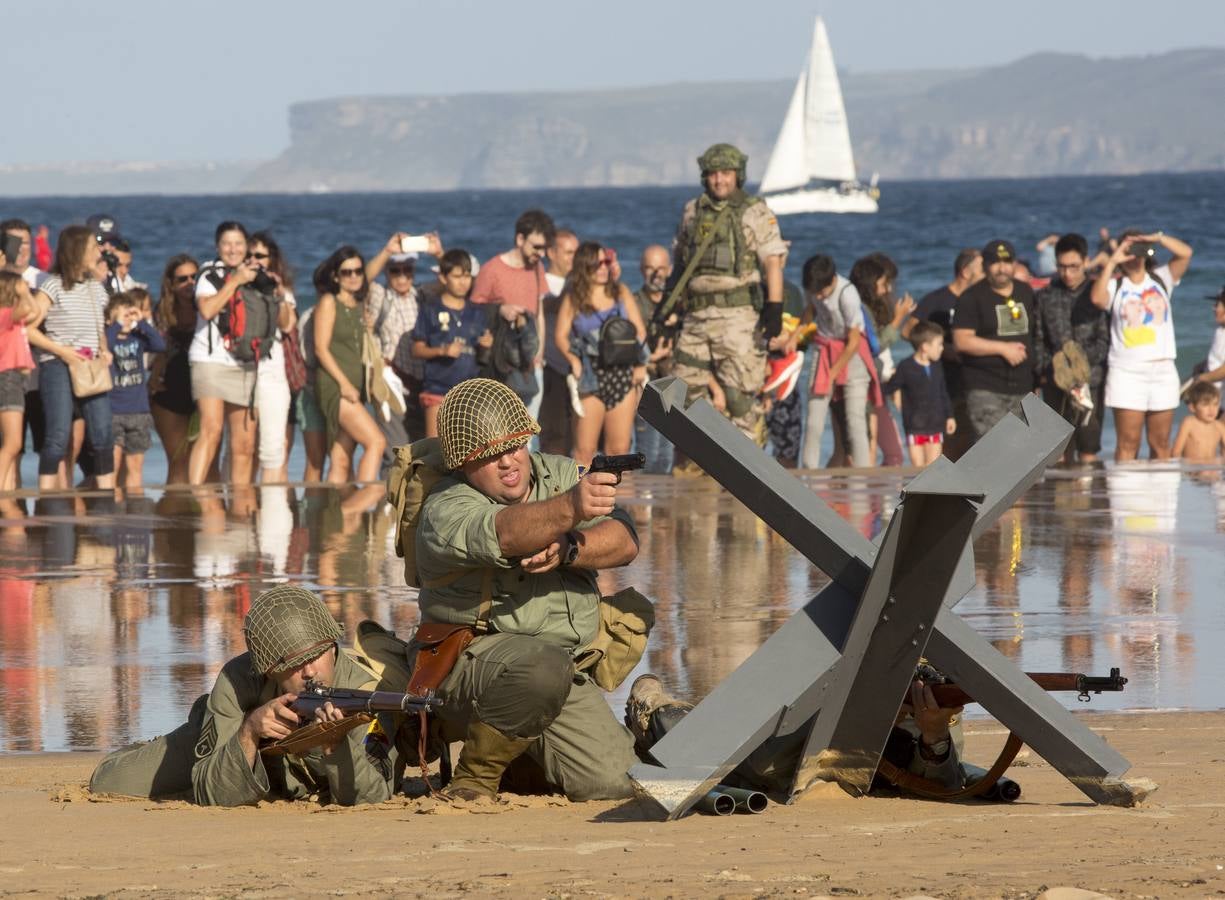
[437,377,540,471]
[243,585,343,676]
[697,143,748,188]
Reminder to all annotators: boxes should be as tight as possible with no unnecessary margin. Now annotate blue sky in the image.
[6,0,1224,164]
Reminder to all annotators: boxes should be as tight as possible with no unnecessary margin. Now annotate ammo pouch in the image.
[574,587,655,691]
[407,623,478,697]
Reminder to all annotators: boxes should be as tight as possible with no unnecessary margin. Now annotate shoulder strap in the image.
[654,202,734,326]
[420,568,495,632]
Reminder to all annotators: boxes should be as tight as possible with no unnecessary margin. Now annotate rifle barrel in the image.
[925,670,1126,709]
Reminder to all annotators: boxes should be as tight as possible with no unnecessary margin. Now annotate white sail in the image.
[803,17,857,183]
[759,71,808,194]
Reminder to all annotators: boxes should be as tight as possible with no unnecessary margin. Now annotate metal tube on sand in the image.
[696,789,736,816]
[716,785,768,813]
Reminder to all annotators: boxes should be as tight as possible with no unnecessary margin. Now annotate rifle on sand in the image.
[260,680,438,758]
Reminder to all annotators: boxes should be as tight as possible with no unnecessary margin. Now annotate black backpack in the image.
[597,315,640,368]
[203,267,280,364]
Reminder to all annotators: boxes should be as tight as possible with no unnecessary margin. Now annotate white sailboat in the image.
[759,16,879,215]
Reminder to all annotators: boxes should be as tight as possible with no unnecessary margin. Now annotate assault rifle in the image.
[585,452,645,484]
[915,666,1128,708]
[260,680,438,757]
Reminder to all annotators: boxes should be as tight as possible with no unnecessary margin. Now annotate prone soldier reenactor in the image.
[667,143,789,446]
[88,585,414,806]
[401,377,650,803]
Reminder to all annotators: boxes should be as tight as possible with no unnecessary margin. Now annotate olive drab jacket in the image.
[414,451,638,649]
[89,648,413,807]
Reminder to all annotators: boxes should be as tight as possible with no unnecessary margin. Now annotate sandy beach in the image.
[1,710,1220,898]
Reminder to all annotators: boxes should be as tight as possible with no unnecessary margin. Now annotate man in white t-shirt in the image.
[1194,287,1225,389]
[1090,229,1194,461]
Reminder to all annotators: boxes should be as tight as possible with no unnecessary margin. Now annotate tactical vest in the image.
[686,190,762,311]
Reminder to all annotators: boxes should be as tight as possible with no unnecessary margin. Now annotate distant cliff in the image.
[243,48,1225,191]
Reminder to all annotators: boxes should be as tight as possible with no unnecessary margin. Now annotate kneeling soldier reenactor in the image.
[402,378,649,802]
[89,586,413,806]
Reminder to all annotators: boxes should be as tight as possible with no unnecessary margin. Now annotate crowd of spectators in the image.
[0,210,1217,494]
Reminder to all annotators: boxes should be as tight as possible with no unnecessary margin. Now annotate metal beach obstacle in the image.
[630,378,1149,819]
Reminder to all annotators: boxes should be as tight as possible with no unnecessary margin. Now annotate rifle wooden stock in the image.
[926,669,1127,709]
[259,683,437,758]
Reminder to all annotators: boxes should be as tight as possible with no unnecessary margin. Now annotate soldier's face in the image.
[273,645,337,694]
[704,169,738,200]
[462,444,532,505]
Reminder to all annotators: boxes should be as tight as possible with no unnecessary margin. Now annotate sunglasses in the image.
[249,251,270,261]
[174,273,198,284]
[387,266,414,276]
[338,267,364,278]
[590,258,613,270]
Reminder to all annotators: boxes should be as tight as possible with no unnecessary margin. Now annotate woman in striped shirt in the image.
[26,225,115,490]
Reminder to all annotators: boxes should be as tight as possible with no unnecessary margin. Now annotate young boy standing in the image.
[887,321,956,467]
[411,249,493,437]
[1172,381,1225,461]
[106,290,165,488]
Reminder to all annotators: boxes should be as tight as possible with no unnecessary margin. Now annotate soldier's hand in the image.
[570,471,617,522]
[243,692,301,741]
[312,700,347,755]
[908,680,962,745]
[521,540,564,574]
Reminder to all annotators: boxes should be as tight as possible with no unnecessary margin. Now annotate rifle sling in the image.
[876,731,1024,801]
[655,202,735,327]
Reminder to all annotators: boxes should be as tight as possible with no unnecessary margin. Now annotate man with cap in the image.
[667,143,788,446]
[952,239,1037,441]
[1194,286,1225,388]
[414,377,643,802]
[88,585,413,806]
[366,230,445,458]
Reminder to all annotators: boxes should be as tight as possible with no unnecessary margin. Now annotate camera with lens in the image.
[100,249,120,272]
[250,268,278,293]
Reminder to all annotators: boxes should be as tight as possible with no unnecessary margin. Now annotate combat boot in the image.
[624,674,694,760]
[444,720,534,802]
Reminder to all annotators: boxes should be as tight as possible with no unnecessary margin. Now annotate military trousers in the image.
[436,632,637,801]
[673,305,766,444]
[88,694,209,799]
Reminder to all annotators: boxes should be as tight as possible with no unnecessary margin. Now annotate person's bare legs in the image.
[151,403,192,485]
[599,389,638,456]
[190,397,226,484]
[906,443,926,467]
[224,403,257,485]
[124,452,145,490]
[302,429,326,482]
[1146,409,1175,459]
[327,433,355,485]
[423,405,440,438]
[0,411,24,492]
[572,395,607,468]
[923,441,943,467]
[1113,408,1144,462]
[335,399,385,483]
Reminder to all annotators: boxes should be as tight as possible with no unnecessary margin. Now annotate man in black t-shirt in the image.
[915,248,983,458]
[952,240,1037,441]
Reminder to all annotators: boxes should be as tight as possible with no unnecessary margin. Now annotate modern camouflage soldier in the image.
[671,142,788,444]
[415,378,645,803]
[88,585,413,806]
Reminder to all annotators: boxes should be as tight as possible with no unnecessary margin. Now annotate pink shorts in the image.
[907,432,943,447]
[420,392,446,408]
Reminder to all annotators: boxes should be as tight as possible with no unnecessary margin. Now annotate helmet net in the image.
[438,378,540,470]
[243,585,344,675]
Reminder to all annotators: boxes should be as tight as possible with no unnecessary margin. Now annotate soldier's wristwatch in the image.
[561,531,581,566]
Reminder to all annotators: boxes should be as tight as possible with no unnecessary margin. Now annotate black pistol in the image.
[586,453,645,484]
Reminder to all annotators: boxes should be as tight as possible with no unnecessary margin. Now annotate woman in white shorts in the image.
[249,231,297,483]
[1091,229,1193,461]
[188,221,260,485]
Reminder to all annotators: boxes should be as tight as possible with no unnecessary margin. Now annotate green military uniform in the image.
[88,649,412,806]
[416,450,639,801]
[672,144,788,444]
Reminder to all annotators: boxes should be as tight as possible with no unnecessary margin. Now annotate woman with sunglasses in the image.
[150,253,200,484]
[248,231,298,483]
[187,221,261,486]
[312,246,385,484]
[554,242,647,467]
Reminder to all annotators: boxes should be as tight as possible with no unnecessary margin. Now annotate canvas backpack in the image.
[202,266,280,364]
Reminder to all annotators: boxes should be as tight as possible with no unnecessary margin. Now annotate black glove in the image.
[760,302,783,340]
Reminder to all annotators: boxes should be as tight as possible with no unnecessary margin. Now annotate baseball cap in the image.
[981,240,1016,266]
[389,252,418,264]
[85,213,123,245]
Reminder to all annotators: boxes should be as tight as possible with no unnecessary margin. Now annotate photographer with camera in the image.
[1090,227,1194,461]
[188,221,278,486]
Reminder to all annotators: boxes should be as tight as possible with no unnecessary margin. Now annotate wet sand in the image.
[2,711,1222,898]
